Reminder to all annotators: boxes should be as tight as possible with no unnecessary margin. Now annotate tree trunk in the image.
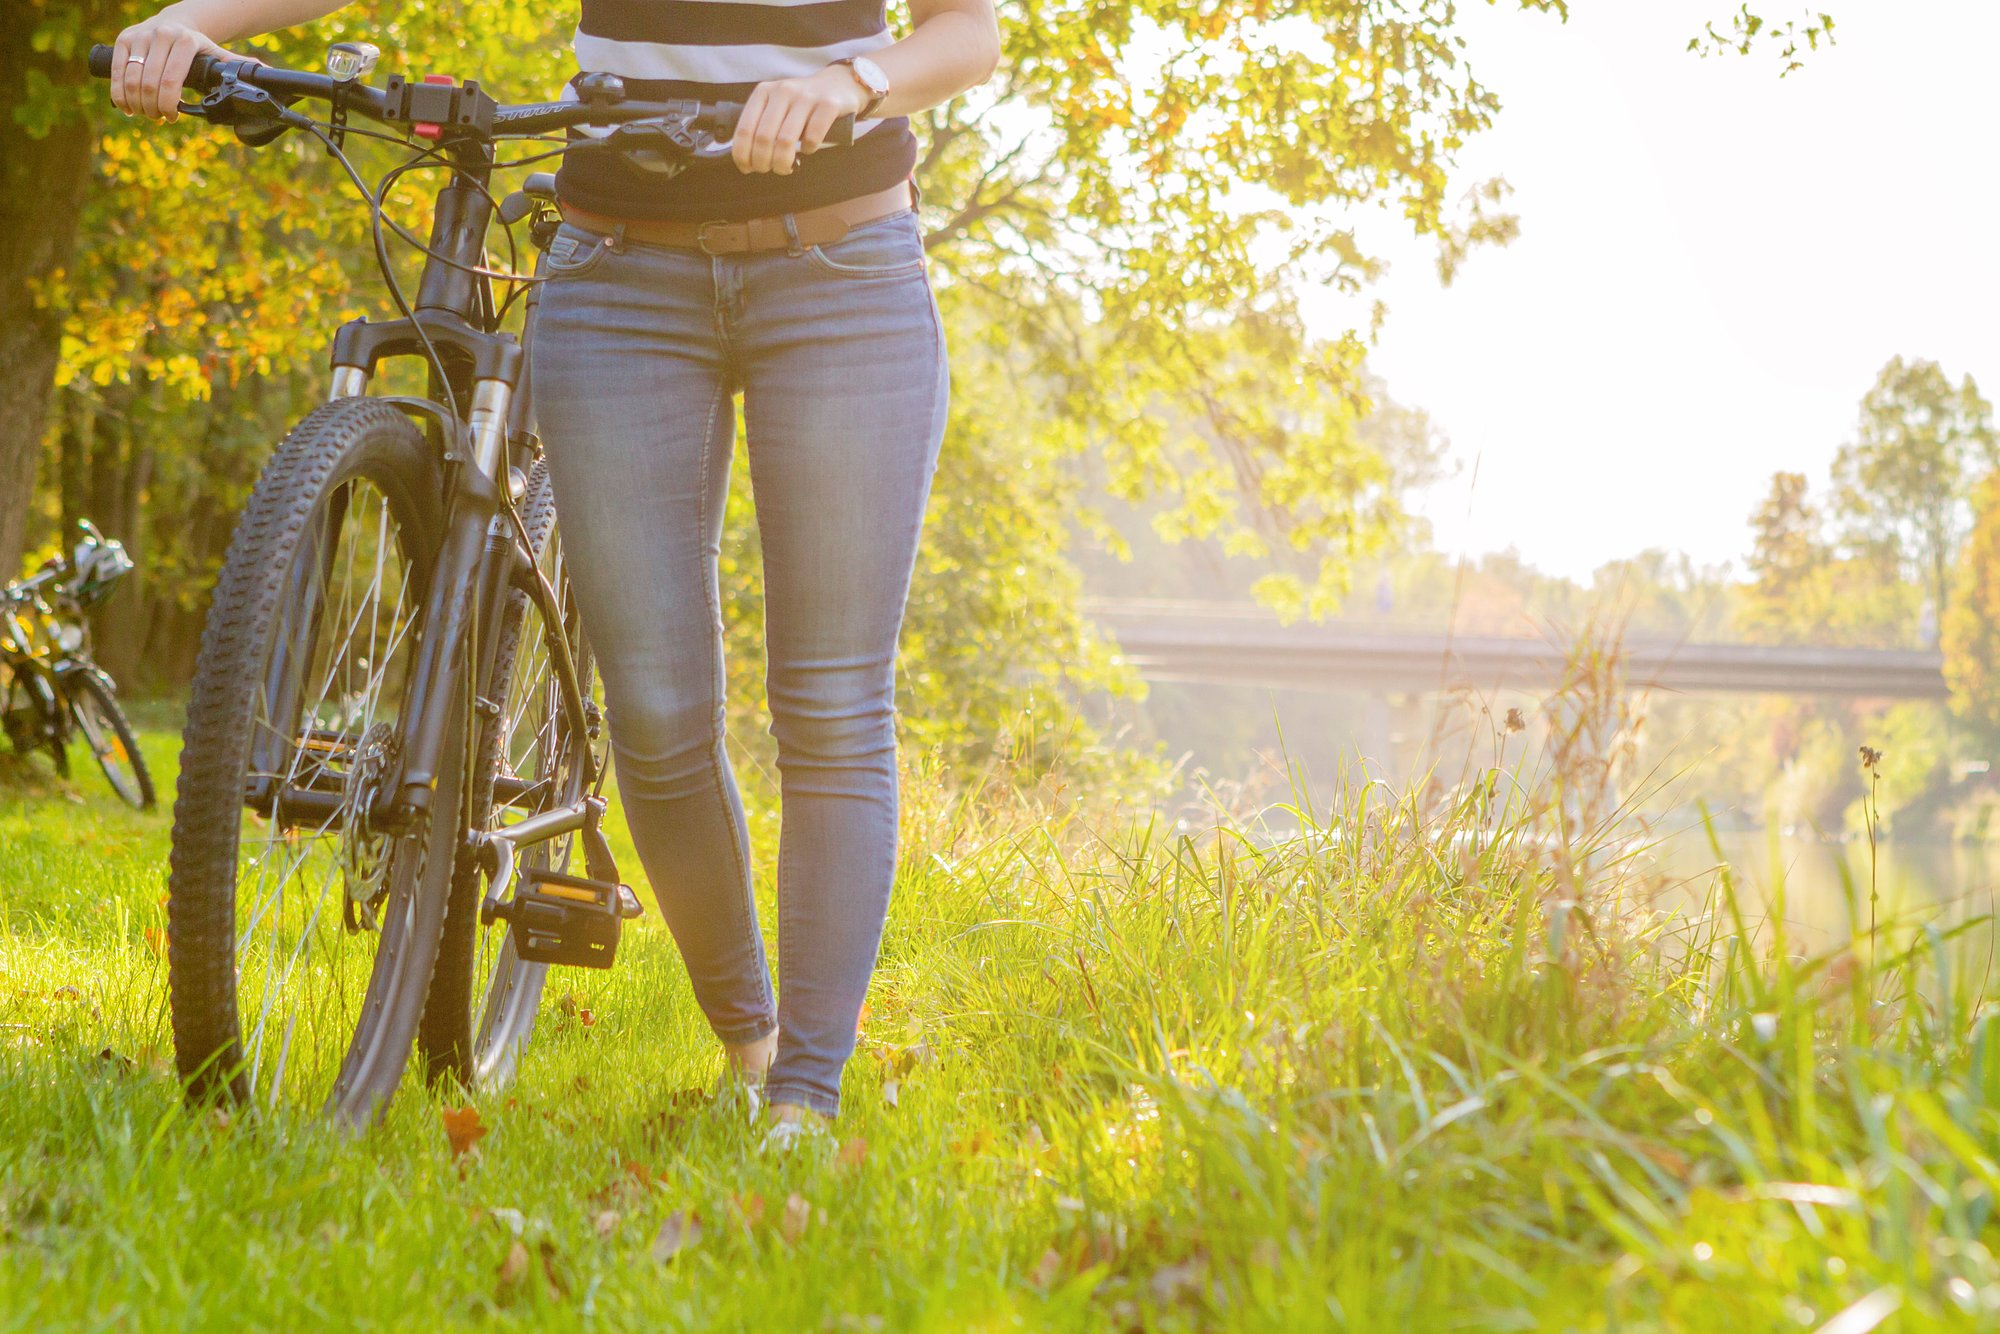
[0,11,99,581]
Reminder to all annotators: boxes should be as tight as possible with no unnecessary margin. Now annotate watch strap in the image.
[836,57,888,119]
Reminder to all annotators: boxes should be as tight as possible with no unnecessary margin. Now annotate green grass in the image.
[1,714,1997,1331]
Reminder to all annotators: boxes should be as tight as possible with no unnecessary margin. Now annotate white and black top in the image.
[552,0,916,221]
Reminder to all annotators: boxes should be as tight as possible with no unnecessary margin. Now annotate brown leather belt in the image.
[559,179,913,255]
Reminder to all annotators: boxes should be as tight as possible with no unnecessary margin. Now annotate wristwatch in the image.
[835,55,890,119]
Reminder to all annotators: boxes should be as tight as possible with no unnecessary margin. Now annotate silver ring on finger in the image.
[127,55,147,66]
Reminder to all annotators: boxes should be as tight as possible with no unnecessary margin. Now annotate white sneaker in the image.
[710,1072,764,1126]
[759,1112,833,1157]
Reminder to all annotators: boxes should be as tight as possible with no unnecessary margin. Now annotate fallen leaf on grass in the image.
[881,1040,932,1077]
[95,1047,134,1075]
[493,1237,567,1305]
[729,1191,766,1230]
[1639,1141,1693,1180]
[642,1088,712,1143]
[554,993,599,1032]
[51,986,81,1002]
[142,928,167,958]
[882,1079,899,1109]
[836,1137,869,1171]
[780,1194,811,1245]
[1030,1248,1064,1289]
[651,1209,701,1263]
[593,1210,621,1238]
[442,1106,489,1159]
[497,1239,530,1292]
[950,1128,991,1161]
[1149,1256,1207,1305]
[537,1241,571,1299]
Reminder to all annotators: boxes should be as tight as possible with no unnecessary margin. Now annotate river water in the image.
[1658,828,2000,955]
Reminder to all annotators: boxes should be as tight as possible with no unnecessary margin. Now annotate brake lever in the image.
[189,76,299,148]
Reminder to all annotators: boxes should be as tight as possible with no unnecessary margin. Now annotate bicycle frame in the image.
[2,588,118,759]
[258,134,589,849]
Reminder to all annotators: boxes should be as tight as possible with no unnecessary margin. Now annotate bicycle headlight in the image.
[57,625,83,653]
[327,42,380,82]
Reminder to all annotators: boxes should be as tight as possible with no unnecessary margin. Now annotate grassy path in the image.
[0,717,1996,1330]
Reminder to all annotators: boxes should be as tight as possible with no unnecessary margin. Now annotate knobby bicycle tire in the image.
[168,396,460,1127]
[65,670,155,810]
[420,458,597,1090]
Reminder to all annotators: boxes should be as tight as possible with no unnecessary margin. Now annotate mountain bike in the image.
[2,520,155,810]
[87,40,856,1126]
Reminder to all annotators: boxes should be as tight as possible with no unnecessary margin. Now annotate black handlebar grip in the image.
[186,52,224,90]
[87,42,227,90]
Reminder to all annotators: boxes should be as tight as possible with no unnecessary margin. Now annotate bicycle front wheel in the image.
[65,669,154,810]
[168,397,459,1126]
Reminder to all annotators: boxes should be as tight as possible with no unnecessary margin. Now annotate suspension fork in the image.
[387,376,517,822]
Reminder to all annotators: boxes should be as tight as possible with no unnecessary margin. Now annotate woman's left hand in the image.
[733,66,870,176]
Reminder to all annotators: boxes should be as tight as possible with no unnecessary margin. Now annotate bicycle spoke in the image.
[222,477,429,1107]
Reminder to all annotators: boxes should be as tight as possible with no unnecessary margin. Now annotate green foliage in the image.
[1690,5,1837,75]
[1831,356,1998,623]
[916,0,1569,615]
[1944,472,2000,742]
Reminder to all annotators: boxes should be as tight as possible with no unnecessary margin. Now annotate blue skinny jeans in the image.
[529,206,949,1117]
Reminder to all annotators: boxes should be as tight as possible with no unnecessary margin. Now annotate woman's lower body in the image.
[530,204,949,1117]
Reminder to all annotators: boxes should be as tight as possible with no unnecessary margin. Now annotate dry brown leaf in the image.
[780,1193,810,1245]
[730,1191,766,1229]
[888,1040,932,1077]
[1149,1256,1207,1305]
[593,1210,621,1237]
[882,1079,900,1109]
[950,1128,991,1160]
[1640,1141,1693,1180]
[836,1137,869,1171]
[497,1239,530,1291]
[142,927,167,959]
[578,1009,596,1028]
[651,1209,701,1263]
[441,1105,489,1159]
[537,1240,571,1299]
[1030,1248,1064,1289]
[587,1159,660,1212]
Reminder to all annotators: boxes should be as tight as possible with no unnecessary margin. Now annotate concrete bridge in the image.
[1088,600,1948,700]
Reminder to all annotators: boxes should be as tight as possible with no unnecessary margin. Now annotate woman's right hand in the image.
[110,9,254,122]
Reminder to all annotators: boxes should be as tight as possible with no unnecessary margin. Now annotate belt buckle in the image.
[696,220,731,256]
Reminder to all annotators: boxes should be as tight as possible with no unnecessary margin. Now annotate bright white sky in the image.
[1299,1,2000,583]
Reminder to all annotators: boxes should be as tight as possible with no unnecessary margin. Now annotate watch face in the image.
[851,55,889,96]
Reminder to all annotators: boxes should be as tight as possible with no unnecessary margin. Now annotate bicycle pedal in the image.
[493,867,630,969]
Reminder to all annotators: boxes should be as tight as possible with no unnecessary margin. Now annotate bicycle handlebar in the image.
[84,44,854,148]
